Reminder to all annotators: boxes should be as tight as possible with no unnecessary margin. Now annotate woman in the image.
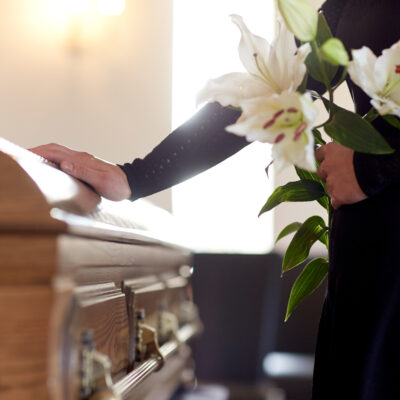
[31,1,400,398]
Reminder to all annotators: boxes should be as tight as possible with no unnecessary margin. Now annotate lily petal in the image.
[375,41,400,94]
[268,23,311,92]
[349,47,378,99]
[196,72,272,107]
[349,42,400,117]
[272,129,315,171]
[227,92,317,171]
[299,92,318,123]
[230,15,269,75]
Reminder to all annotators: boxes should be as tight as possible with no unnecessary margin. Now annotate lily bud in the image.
[320,38,349,66]
[278,0,318,42]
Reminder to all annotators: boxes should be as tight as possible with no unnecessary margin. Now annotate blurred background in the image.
[0,0,354,398]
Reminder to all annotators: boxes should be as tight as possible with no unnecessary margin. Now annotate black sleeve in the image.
[119,102,246,200]
[353,119,400,197]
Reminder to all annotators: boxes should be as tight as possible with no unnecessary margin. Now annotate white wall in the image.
[0,0,173,209]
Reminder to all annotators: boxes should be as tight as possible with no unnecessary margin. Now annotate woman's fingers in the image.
[317,164,327,181]
[314,142,367,209]
[315,146,325,163]
[28,143,131,201]
[330,197,339,210]
[60,160,100,186]
[29,143,75,163]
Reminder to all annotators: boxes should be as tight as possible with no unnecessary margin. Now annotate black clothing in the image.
[120,1,400,398]
[312,1,400,399]
[120,104,244,200]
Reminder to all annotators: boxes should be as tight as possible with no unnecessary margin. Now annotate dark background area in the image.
[189,253,327,399]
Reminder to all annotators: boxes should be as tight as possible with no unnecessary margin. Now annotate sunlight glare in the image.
[61,0,90,15]
[98,0,125,15]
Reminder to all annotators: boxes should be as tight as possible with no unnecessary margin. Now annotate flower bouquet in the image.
[197,0,400,320]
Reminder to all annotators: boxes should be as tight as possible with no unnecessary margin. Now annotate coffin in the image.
[0,138,201,400]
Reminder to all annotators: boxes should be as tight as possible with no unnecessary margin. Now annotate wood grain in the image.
[76,282,130,374]
[0,286,53,400]
[0,234,58,285]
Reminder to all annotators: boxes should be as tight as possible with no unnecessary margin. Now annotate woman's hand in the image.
[315,142,367,209]
[29,143,132,201]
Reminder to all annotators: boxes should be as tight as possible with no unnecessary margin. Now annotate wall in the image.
[0,0,173,209]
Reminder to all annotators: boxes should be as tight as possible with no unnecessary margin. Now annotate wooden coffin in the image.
[0,138,202,400]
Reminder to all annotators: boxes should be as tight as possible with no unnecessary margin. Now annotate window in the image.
[172,0,275,253]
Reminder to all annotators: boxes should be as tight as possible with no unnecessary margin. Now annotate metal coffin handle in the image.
[112,322,201,399]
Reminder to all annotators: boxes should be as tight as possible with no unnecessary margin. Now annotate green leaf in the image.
[384,115,400,130]
[305,13,338,84]
[313,128,326,145]
[364,107,379,123]
[275,222,302,244]
[324,107,393,154]
[295,166,319,181]
[285,258,329,321]
[259,180,325,216]
[295,167,329,210]
[318,230,329,248]
[282,216,326,273]
[317,196,330,211]
[320,38,349,66]
[265,160,274,179]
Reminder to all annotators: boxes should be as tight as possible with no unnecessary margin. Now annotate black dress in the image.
[120,1,400,398]
[311,1,400,399]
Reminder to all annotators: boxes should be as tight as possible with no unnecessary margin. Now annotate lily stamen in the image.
[293,122,308,141]
[275,133,285,143]
[263,119,276,129]
[252,53,281,93]
[383,77,400,96]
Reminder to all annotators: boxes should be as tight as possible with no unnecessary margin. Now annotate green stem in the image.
[364,107,379,123]
[311,40,335,129]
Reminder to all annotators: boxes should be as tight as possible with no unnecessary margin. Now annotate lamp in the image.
[55,0,126,53]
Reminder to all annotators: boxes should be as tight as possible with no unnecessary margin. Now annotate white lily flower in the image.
[348,41,400,117]
[196,15,311,107]
[226,92,318,171]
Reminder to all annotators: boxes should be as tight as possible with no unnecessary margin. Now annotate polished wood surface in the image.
[0,286,53,400]
[0,138,198,400]
[76,282,130,374]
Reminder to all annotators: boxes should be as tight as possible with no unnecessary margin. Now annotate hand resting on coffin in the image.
[29,143,131,201]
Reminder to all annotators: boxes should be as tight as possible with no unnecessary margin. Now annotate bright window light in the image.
[172,0,276,254]
[62,0,89,15]
[98,0,125,15]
